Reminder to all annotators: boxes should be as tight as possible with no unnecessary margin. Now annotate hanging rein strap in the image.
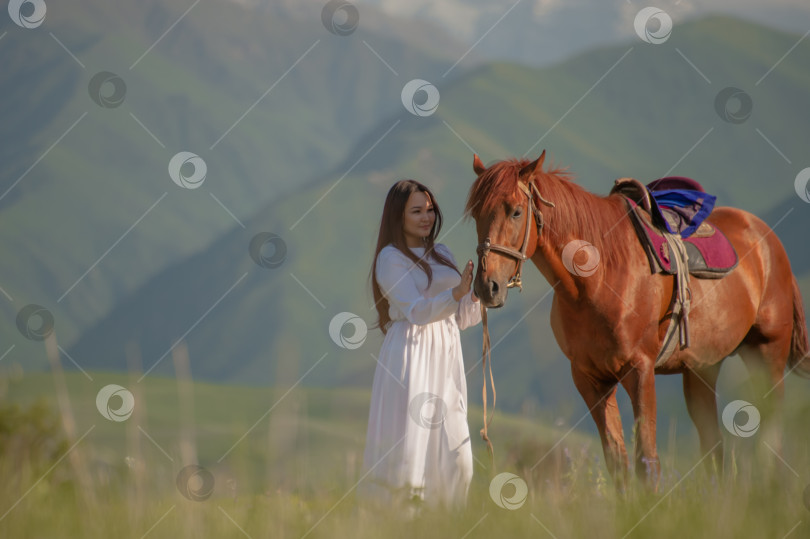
[476,179,554,473]
[479,300,495,469]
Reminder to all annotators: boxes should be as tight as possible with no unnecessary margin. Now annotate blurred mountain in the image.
[356,0,810,67]
[61,16,810,425]
[0,0,469,350]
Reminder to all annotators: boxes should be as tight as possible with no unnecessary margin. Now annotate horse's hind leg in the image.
[682,362,724,473]
[736,252,794,457]
[571,368,629,491]
[737,337,789,456]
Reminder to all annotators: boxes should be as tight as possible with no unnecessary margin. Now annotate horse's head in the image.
[465,151,554,308]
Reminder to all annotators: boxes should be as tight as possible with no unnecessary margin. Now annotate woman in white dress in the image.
[360,179,482,513]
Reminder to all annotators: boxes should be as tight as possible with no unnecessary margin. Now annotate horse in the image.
[464,151,809,489]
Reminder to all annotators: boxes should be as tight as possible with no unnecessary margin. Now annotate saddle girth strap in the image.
[655,232,692,367]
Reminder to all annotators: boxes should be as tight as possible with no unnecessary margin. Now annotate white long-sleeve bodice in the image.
[376,244,481,330]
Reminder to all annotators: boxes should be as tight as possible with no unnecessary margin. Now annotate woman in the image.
[360,179,482,513]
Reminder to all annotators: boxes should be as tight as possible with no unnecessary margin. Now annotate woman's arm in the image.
[376,249,458,325]
[456,290,482,330]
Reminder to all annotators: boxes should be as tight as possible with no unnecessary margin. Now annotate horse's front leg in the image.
[620,359,661,490]
[571,367,629,492]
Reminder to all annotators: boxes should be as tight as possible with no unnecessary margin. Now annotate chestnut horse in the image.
[465,151,809,489]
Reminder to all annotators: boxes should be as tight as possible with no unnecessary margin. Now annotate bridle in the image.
[476,179,556,291]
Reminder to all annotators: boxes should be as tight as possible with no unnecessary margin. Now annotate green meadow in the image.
[2,367,809,538]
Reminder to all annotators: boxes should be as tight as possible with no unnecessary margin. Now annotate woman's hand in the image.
[453,260,475,302]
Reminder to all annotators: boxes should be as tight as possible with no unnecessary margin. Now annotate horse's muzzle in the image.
[474,277,506,308]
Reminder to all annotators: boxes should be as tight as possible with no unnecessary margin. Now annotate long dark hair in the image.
[370,179,459,334]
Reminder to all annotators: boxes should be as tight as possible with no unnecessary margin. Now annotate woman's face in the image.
[402,190,435,246]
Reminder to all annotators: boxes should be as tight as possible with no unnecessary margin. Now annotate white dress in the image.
[360,243,482,511]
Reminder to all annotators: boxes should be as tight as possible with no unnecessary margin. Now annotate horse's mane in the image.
[464,158,633,271]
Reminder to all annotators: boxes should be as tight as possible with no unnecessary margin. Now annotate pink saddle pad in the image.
[625,199,738,279]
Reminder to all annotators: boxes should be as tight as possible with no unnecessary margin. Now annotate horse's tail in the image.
[788,275,810,379]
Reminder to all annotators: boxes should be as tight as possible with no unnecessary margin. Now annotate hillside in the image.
[26,16,810,424]
[0,0,468,351]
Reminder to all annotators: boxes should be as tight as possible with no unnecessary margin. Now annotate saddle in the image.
[610,177,739,366]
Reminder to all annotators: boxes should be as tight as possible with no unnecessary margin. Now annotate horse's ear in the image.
[473,154,486,176]
[520,150,546,179]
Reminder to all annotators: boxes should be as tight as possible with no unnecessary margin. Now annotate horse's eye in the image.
[512,208,523,218]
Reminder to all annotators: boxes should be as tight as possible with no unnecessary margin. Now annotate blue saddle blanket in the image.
[647,178,716,239]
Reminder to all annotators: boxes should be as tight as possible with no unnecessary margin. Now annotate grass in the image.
[1,369,809,538]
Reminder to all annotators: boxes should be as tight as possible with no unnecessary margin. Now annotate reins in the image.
[479,301,495,467]
[476,179,554,473]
